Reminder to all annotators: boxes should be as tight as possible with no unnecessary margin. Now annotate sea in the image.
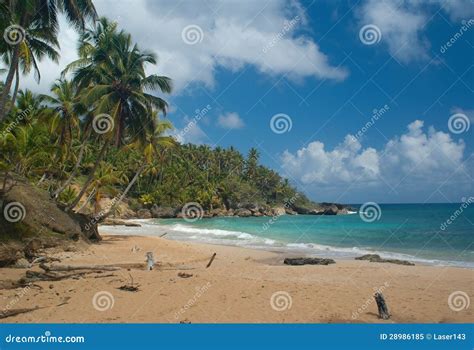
[100,203,474,268]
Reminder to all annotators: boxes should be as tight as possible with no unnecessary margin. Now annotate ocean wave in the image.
[101,220,474,268]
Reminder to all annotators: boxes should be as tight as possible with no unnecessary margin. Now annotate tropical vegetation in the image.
[0,0,315,222]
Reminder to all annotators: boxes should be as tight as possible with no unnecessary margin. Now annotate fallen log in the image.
[0,307,41,319]
[206,253,217,268]
[39,263,121,272]
[284,257,335,266]
[374,292,390,320]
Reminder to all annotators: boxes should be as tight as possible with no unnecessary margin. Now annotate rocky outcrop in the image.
[102,218,141,227]
[137,209,152,219]
[0,177,99,267]
[150,205,178,218]
[355,254,415,266]
[234,208,252,217]
[284,257,336,266]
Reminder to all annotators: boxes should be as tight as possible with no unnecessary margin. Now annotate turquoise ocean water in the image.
[101,203,474,268]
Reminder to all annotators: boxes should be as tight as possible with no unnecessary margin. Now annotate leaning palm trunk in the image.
[0,47,20,122]
[6,67,20,116]
[101,163,146,220]
[52,138,88,199]
[76,188,96,213]
[67,142,108,211]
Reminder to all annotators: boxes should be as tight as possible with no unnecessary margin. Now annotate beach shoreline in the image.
[0,233,472,323]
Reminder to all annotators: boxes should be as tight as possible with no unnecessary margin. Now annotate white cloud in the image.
[281,120,470,202]
[171,116,210,145]
[22,0,347,95]
[359,0,429,62]
[359,0,474,63]
[217,112,244,129]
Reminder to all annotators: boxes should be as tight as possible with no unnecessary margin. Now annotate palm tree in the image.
[66,28,172,210]
[0,0,97,121]
[41,79,81,158]
[103,118,175,218]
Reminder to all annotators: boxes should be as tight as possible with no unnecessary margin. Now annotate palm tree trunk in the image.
[67,142,108,211]
[76,188,96,213]
[102,163,146,220]
[52,138,87,198]
[0,47,20,122]
[6,66,20,116]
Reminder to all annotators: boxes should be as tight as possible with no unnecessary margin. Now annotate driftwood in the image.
[118,274,139,292]
[0,306,42,319]
[146,252,155,271]
[39,263,121,272]
[177,272,193,278]
[206,253,217,268]
[284,257,335,266]
[374,292,390,319]
[159,232,168,238]
[355,254,414,266]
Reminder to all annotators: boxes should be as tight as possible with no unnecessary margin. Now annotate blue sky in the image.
[24,0,474,203]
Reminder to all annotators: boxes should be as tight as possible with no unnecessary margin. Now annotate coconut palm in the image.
[103,118,175,218]
[0,0,97,121]
[67,30,172,210]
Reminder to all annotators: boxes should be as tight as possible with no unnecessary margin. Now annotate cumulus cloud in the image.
[281,120,470,201]
[217,112,244,129]
[358,0,474,63]
[22,0,347,94]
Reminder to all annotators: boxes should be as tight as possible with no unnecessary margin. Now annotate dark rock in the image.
[137,209,152,219]
[234,208,252,217]
[355,254,414,266]
[209,208,227,217]
[150,206,178,218]
[102,218,141,227]
[284,257,336,266]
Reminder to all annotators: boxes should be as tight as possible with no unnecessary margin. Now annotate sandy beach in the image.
[0,233,472,323]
